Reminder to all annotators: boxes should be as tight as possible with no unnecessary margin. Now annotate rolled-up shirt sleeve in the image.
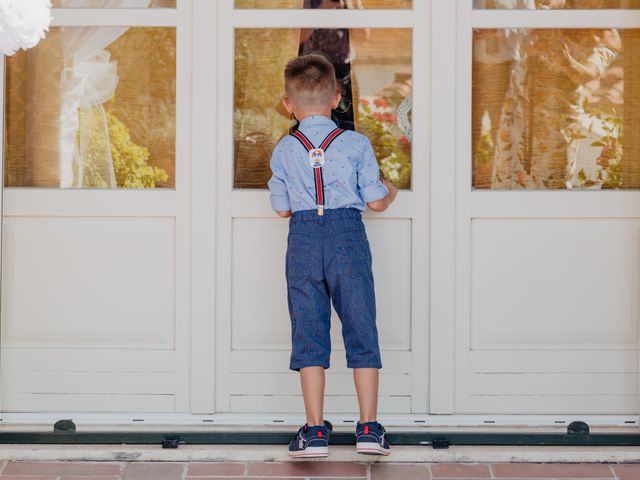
[357,136,389,203]
[268,141,291,212]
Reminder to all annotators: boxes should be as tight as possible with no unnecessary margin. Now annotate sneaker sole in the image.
[356,442,390,456]
[288,446,329,458]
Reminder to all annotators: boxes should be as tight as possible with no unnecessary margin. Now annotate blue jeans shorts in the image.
[285,207,382,372]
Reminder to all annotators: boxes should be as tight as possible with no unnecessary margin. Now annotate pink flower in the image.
[374,98,388,108]
[384,113,397,124]
[360,98,370,107]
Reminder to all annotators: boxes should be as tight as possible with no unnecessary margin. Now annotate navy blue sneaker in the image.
[355,421,390,455]
[288,423,329,458]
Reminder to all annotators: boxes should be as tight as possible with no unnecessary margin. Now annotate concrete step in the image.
[0,444,638,463]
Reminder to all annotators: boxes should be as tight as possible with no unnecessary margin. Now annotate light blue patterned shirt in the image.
[268,115,389,213]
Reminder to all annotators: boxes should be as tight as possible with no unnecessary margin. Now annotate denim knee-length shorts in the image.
[285,207,382,372]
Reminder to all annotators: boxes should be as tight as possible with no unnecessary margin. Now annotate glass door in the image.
[0,0,192,415]
[455,0,640,416]
[213,0,430,416]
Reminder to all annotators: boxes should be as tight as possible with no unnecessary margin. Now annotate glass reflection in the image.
[474,0,640,8]
[52,0,176,7]
[234,28,412,189]
[471,27,640,189]
[4,27,176,188]
[235,0,412,9]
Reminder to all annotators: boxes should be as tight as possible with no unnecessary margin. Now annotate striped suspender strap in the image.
[290,127,345,216]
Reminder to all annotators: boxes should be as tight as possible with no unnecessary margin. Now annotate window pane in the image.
[234,28,412,189]
[235,0,411,9]
[52,1,176,7]
[4,27,176,189]
[474,0,640,8]
[472,28,640,190]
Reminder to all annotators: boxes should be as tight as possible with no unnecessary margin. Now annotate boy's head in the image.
[283,54,340,115]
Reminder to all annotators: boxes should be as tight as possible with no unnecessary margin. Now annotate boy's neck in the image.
[296,110,332,122]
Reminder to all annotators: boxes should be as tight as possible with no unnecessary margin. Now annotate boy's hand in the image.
[382,178,398,204]
[380,170,398,204]
[276,210,292,218]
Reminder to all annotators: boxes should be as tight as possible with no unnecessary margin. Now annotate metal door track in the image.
[0,420,638,449]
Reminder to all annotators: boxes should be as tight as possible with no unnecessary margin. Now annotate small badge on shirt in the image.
[309,148,325,168]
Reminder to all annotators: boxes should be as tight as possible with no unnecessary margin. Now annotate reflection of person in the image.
[397,95,412,142]
[491,0,620,188]
[474,0,535,7]
[299,0,369,130]
[472,0,535,187]
[268,54,397,458]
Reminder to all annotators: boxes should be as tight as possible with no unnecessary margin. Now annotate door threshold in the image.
[0,412,637,428]
[0,417,639,450]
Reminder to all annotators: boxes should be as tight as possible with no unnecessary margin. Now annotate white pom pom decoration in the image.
[0,0,52,56]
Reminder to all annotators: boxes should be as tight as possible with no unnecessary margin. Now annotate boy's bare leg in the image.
[353,368,379,423]
[300,366,325,426]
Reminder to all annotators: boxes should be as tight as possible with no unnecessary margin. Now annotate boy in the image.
[268,53,398,458]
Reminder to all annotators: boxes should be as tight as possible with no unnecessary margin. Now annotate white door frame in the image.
[190,0,217,414]
[429,0,457,414]
[2,0,638,425]
[0,45,5,416]
[211,0,430,414]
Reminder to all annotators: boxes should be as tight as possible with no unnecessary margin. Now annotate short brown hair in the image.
[284,53,338,107]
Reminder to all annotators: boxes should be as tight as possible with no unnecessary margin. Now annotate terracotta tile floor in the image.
[0,461,636,479]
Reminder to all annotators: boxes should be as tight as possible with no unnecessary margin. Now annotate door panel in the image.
[470,219,638,351]
[0,4,190,414]
[457,218,640,414]
[455,5,640,415]
[228,218,413,413]
[2,216,175,349]
[216,1,429,415]
[230,396,411,414]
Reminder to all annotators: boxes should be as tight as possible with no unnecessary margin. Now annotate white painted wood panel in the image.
[470,350,638,373]
[455,218,640,414]
[460,395,638,415]
[1,348,176,372]
[229,373,410,396]
[2,372,176,395]
[0,215,185,412]
[469,373,638,396]
[0,2,192,414]
[2,394,174,413]
[229,350,412,374]
[2,217,175,349]
[429,0,456,415]
[0,25,5,414]
[229,395,411,414]
[452,1,640,416]
[470,219,639,351]
[190,0,217,414]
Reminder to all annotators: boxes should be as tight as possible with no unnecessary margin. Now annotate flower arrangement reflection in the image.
[78,105,169,188]
[358,97,411,189]
[575,106,623,190]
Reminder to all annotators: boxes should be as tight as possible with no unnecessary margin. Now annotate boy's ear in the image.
[282,96,294,114]
[331,90,341,109]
